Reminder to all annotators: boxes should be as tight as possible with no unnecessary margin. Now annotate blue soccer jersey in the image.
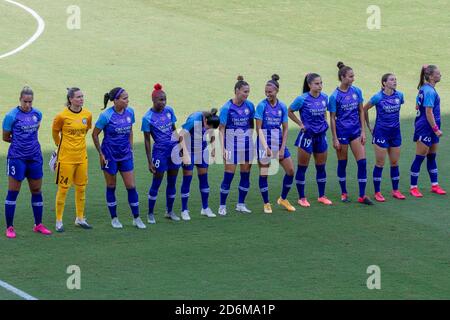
[219,99,255,150]
[2,106,42,161]
[96,106,135,161]
[182,111,206,149]
[328,86,363,136]
[141,106,178,151]
[290,92,329,135]
[415,84,441,131]
[369,90,404,131]
[255,98,288,146]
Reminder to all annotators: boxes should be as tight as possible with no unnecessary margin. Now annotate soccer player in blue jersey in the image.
[329,62,373,205]
[2,87,52,238]
[364,74,406,202]
[255,74,296,214]
[218,76,255,216]
[92,87,146,229]
[143,83,182,223]
[409,65,446,197]
[179,109,220,220]
[288,73,332,207]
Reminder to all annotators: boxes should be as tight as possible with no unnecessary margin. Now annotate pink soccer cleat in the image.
[431,185,447,195]
[6,227,16,239]
[374,192,386,202]
[298,198,311,207]
[410,187,423,198]
[392,190,406,200]
[33,224,52,235]
[318,196,333,206]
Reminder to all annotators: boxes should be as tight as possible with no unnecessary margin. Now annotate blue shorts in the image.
[295,131,328,154]
[372,128,402,148]
[152,146,182,172]
[337,129,361,145]
[224,148,255,165]
[102,158,134,175]
[182,149,209,171]
[413,131,440,147]
[256,139,291,163]
[7,158,43,181]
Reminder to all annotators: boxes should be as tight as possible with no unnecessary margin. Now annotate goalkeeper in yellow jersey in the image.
[52,87,92,232]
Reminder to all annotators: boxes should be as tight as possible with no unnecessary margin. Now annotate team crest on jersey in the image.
[82,118,88,125]
[353,94,358,100]
[278,110,282,116]
[322,100,327,107]
[244,108,250,115]
[127,116,132,123]
[32,115,38,122]
[166,112,172,119]
[395,98,400,104]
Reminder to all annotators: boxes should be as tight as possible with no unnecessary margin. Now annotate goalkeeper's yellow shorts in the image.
[55,162,88,187]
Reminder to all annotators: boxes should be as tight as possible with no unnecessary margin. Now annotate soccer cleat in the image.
[6,227,16,239]
[165,211,181,221]
[318,196,333,205]
[147,213,156,224]
[55,220,64,233]
[341,193,350,203]
[431,185,447,195]
[392,190,406,200]
[236,203,252,214]
[374,192,386,202]
[263,203,273,214]
[201,208,216,218]
[133,217,147,229]
[277,198,296,212]
[298,198,310,207]
[358,196,374,205]
[218,206,227,216]
[33,224,52,235]
[181,210,191,221]
[75,218,92,229]
[111,217,123,229]
[409,187,423,198]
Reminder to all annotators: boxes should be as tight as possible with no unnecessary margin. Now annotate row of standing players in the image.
[2,63,446,238]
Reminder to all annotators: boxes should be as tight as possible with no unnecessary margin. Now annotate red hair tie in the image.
[152,83,164,98]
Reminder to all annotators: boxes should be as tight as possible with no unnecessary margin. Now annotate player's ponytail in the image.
[19,86,34,100]
[205,108,220,129]
[234,75,249,92]
[303,73,320,93]
[66,87,81,107]
[337,61,352,82]
[267,74,280,89]
[417,65,437,90]
[103,87,124,109]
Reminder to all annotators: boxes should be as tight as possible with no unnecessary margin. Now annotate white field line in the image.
[0,0,45,59]
[0,279,38,300]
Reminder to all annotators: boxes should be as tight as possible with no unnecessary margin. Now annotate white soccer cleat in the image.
[201,207,216,218]
[133,217,147,229]
[236,203,252,214]
[165,211,181,222]
[147,213,156,224]
[181,210,191,221]
[55,220,64,233]
[111,217,123,229]
[218,205,227,216]
[75,217,92,229]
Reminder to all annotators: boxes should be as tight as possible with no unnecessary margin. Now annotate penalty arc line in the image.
[0,279,38,300]
[0,0,45,60]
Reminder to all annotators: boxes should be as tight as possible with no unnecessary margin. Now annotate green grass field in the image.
[0,0,449,300]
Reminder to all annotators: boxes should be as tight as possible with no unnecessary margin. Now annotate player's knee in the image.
[375,159,385,167]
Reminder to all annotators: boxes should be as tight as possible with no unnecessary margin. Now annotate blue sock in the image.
[31,193,43,225]
[410,155,426,187]
[295,165,308,199]
[357,159,367,198]
[259,176,269,204]
[220,172,235,206]
[127,188,140,218]
[148,177,163,215]
[198,173,210,209]
[316,164,327,198]
[373,166,383,193]
[106,187,117,219]
[337,159,348,194]
[181,175,193,212]
[427,153,438,185]
[281,174,294,200]
[390,166,400,191]
[5,190,19,227]
[238,172,251,204]
[166,175,178,213]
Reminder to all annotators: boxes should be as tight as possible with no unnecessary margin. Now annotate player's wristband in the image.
[432,125,439,133]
